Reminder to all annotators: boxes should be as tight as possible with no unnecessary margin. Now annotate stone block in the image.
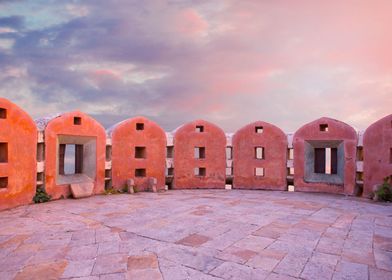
[70,182,94,198]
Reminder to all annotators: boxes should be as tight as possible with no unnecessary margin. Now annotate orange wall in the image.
[0,98,37,210]
[111,117,166,191]
[293,117,357,195]
[233,121,287,190]
[173,120,226,189]
[363,114,392,197]
[44,111,106,199]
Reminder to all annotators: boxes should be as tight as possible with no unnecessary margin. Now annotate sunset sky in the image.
[0,0,391,133]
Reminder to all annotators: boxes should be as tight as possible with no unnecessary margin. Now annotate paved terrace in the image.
[0,190,391,280]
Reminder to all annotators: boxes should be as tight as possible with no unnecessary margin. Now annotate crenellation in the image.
[0,97,390,210]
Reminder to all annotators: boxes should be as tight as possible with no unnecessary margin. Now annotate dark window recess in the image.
[255,126,263,133]
[331,148,338,174]
[194,167,206,176]
[356,147,364,161]
[167,168,174,176]
[135,147,146,158]
[106,145,112,161]
[135,168,146,177]
[167,146,174,158]
[136,123,144,130]
[37,143,45,161]
[314,148,326,173]
[194,147,205,159]
[74,117,82,125]
[320,124,328,132]
[0,142,8,163]
[0,177,7,188]
[105,169,111,178]
[196,125,204,132]
[0,108,6,119]
[314,147,337,174]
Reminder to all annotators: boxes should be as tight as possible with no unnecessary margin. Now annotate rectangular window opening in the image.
[106,145,112,161]
[105,169,111,179]
[167,146,174,158]
[314,147,337,174]
[0,108,6,119]
[226,167,233,176]
[135,146,146,159]
[287,167,294,175]
[136,123,144,130]
[74,117,82,125]
[0,177,8,188]
[194,167,206,177]
[255,167,265,177]
[288,148,294,160]
[320,124,329,132]
[194,147,205,159]
[59,144,83,175]
[37,143,45,161]
[255,126,264,133]
[356,147,364,161]
[36,172,44,185]
[196,125,204,132]
[167,167,174,176]
[135,168,146,177]
[255,147,264,159]
[226,147,232,160]
[0,142,8,163]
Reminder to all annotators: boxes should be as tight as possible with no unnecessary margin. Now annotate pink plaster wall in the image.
[233,121,287,190]
[0,98,37,210]
[111,117,166,192]
[363,114,392,197]
[173,120,226,189]
[44,111,106,199]
[293,117,357,195]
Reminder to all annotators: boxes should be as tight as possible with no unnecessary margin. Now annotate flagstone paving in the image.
[0,189,391,280]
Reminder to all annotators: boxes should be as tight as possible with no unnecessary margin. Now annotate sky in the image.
[0,0,391,133]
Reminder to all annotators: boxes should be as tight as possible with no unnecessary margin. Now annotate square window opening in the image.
[255,126,264,133]
[320,124,329,132]
[0,142,8,163]
[136,123,144,130]
[167,146,174,158]
[167,167,174,176]
[135,146,146,159]
[194,147,205,159]
[0,177,8,188]
[288,167,294,175]
[74,117,82,125]
[255,167,265,177]
[255,147,264,159]
[0,108,6,119]
[135,168,146,177]
[196,125,204,132]
[194,167,206,176]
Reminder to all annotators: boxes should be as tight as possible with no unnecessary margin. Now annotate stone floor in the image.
[0,190,391,280]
